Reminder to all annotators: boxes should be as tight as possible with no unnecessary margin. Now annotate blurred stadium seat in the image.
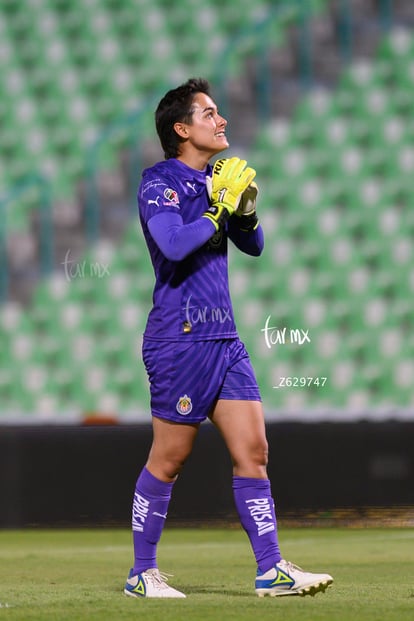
[244,25,414,413]
[0,0,276,228]
[1,3,413,420]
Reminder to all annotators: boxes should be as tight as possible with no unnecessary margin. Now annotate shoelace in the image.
[146,569,174,589]
[280,560,303,573]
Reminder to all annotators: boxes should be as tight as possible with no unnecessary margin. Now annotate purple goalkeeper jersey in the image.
[138,158,263,341]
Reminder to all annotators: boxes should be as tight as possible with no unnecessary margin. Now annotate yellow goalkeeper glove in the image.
[235,181,260,231]
[203,157,256,231]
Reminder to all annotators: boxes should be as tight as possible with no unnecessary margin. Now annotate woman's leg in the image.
[210,399,333,597]
[132,417,199,573]
[209,399,281,572]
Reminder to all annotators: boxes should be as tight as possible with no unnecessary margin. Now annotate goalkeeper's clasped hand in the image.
[235,181,259,231]
[203,157,256,231]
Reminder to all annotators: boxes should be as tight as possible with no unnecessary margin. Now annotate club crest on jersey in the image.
[176,394,193,416]
[164,188,179,205]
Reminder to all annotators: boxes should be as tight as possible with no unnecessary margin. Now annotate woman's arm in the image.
[148,211,216,261]
[227,218,264,256]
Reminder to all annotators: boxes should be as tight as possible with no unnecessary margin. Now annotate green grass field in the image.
[0,527,413,621]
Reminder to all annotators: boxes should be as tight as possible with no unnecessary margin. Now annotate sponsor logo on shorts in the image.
[176,394,193,416]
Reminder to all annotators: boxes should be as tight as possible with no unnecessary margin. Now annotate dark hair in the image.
[155,78,211,159]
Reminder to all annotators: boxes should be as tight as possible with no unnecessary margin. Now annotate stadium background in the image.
[0,0,413,527]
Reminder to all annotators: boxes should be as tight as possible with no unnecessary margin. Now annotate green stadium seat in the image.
[3,10,414,419]
[244,28,414,411]
[2,0,320,242]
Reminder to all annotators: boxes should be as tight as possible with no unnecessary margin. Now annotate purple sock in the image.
[233,476,282,573]
[132,467,174,574]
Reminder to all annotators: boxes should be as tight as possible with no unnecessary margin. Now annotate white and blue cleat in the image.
[255,559,333,597]
[124,568,186,598]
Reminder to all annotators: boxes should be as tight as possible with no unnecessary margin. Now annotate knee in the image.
[163,455,188,479]
[253,438,269,468]
[232,438,269,477]
[147,452,189,482]
[246,434,269,467]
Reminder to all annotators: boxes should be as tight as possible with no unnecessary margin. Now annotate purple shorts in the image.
[142,338,261,424]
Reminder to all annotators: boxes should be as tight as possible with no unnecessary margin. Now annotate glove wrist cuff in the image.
[202,213,219,231]
[238,212,259,232]
[202,202,232,231]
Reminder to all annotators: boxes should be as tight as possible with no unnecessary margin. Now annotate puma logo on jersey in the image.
[148,197,160,206]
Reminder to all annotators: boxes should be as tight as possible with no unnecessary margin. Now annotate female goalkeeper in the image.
[124,78,333,599]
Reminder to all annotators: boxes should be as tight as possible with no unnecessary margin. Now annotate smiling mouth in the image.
[215,132,226,137]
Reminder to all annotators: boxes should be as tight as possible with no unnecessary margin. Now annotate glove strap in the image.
[202,202,231,231]
[238,212,259,232]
